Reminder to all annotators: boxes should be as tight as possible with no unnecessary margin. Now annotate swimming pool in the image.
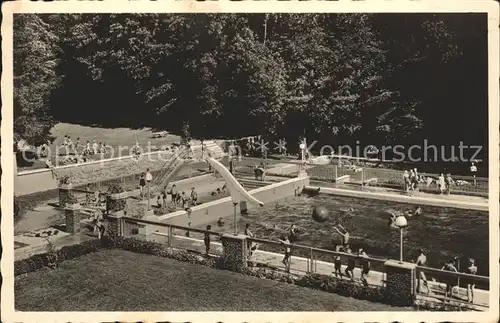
[198,194,489,276]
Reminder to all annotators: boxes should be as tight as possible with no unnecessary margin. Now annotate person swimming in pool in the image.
[289,224,299,243]
[405,206,422,217]
[388,212,398,229]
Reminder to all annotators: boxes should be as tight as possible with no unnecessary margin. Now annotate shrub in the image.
[59,175,71,186]
[14,198,21,220]
[237,269,388,306]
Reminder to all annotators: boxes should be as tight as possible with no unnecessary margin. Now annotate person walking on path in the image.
[344,248,356,280]
[445,173,454,195]
[139,173,146,200]
[470,161,478,186]
[358,249,370,286]
[333,245,343,278]
[403,170,410,192]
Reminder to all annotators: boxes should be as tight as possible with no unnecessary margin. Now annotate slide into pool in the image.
[206,157,264,207]
[150,151,263,207]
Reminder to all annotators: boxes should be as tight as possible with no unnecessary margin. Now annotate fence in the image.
[112,216,489,310]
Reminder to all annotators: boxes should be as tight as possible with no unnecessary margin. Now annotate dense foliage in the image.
[14,13,488,159]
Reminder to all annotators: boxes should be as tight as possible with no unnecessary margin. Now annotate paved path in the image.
[147,232,489,310]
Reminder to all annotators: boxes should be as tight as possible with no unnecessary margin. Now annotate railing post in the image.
[310,248,314,274]
[168,225,172,247]
[384,260,417,306]
[334,166,338,186]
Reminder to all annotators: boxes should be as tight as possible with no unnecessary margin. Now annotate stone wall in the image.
[64,206,81,234]
[385,260,417,306]
[221,234,248,271]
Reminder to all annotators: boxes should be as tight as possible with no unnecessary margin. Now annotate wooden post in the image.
[168,225,172,247]
[310,248,314,274]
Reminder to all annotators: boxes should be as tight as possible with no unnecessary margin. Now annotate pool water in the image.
[200,194,489,276]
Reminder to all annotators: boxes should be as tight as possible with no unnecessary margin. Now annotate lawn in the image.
[15,249,409,311]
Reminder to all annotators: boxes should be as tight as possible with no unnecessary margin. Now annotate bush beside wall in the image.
[14,238,114,276]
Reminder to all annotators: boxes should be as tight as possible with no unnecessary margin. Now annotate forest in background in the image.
[14,13,488,161]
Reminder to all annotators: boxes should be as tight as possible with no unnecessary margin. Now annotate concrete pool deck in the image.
[306,184,488,212]
[147,232,490,310]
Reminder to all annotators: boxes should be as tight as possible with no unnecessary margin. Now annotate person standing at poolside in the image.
[245,223,257,259]
[416,249,430,294]
[409,169,416,192]
[278,235,292,273]
[333,224,350,249]
[139,172,146,200]
[204,225,212,256]
[465,258,478,303]
[92,140,99,155]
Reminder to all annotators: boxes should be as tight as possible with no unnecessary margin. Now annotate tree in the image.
[13,14,61,146]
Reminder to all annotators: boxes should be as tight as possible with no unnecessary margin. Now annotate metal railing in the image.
[415,265,489,309]
[117,216,489,309]
[121,217,224,255]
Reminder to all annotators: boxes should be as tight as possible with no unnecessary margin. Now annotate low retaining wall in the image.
[148,176,310,231]
[306,186,488,212]
[16,168,59,195]
[16,143,215,196]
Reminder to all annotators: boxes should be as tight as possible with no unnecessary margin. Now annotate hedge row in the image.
[14,237,475,311]
[14,237,114,276]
